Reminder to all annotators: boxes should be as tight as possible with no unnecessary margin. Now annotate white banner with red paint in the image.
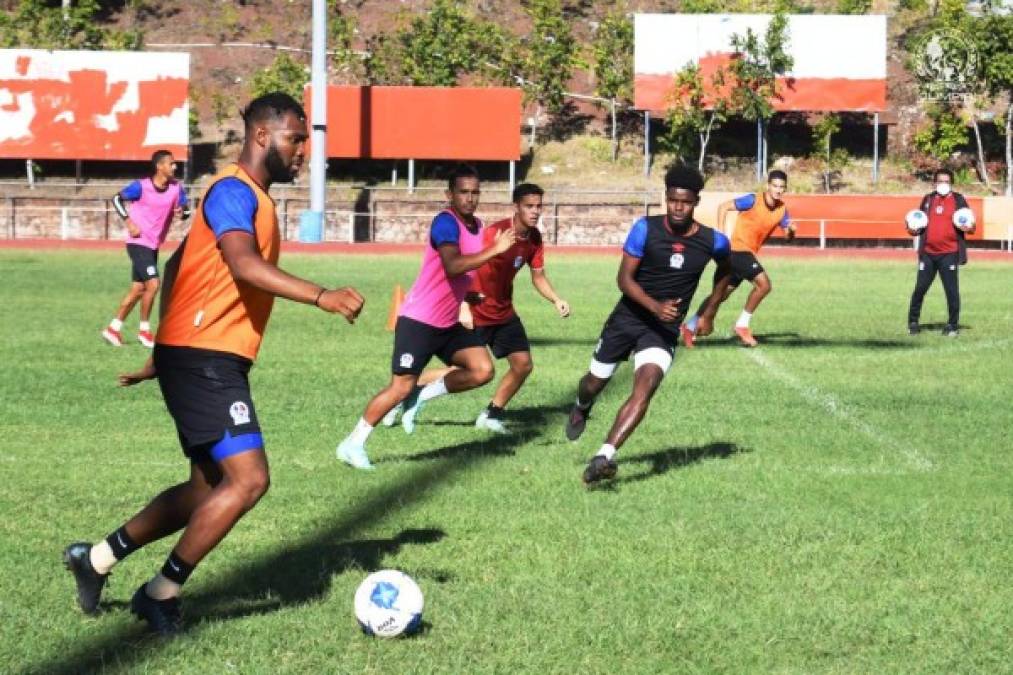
[0,49,189,161]
[635,14,886,113]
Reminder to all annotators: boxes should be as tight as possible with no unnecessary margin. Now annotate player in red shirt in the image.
[906,168,974,337]
[388,183,570,434]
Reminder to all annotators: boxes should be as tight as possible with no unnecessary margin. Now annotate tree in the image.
[397,0,482,87]
[516,0,581,143]
[810,113,849,193]
[663,63,731,173]
[329,2,363,83]
[0,0,142,50]
[976,11,1013,195]
[914,102,969,162]
[591,6,633,160]
[250,53,309,102]
[726,9,794,172]
[836,0,873,13]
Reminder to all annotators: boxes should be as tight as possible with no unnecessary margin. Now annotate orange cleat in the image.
[679,324,696,349]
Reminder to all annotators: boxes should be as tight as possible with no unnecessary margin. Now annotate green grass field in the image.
[1,248,1011,674]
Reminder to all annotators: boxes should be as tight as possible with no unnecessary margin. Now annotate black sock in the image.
[105,526,141,561]
[160,550,196,586]
[486,403,505,419]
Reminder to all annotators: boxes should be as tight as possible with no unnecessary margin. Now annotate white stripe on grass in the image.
[744,349,934,472]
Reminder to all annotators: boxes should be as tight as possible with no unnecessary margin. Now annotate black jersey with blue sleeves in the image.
[618,215,727,332]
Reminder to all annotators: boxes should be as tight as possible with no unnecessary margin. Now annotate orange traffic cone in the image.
[385,284,406,331]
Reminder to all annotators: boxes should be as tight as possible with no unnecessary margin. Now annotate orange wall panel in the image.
[306,86,521,161]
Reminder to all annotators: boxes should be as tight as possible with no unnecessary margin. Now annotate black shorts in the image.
[475,314,530,359]
[726,251,764,287]
[153,345,263,463]
[593,303,676,365]
[127,244,159,282]
[391,316,485,375]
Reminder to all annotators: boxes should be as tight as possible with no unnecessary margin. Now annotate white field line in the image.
[744,349,934,472]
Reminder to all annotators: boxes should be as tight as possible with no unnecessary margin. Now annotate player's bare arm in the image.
[716,199,735,233]
[530,268,570,317]
[218,231,364,323]
[617,253,680,323]
[437,228,517,278]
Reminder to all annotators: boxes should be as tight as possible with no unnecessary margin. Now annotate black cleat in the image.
[582,455,618,485]
[63,542,108,615]
[908,322,920,336]
[565,405,590,441]
[942,325,959,338]
[131,584,183,637]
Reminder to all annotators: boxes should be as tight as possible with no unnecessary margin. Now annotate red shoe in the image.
[101,327,123,347]
[734,326,758,348]
[679,324,696,349]
[137,330,155,348]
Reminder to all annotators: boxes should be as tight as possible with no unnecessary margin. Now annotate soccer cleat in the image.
[908,322,921,336]
[381,403,402,427]
[101,327,123,347]
[582,455,618,485]
[400,388,424,435]
[475,411,509,434]
[336,439,375,470]
[63,542,109,615]
[565,405,590,442]
[130,584,183,637]
[137,330,155,348]
[734,326,758,348]
[679,324,696,349]
[942,325,959,338]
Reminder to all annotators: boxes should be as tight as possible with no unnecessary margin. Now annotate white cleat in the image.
[475,411,509,434]
[336,439,374,470]
[381,403,402,427]
[401,389,424,435]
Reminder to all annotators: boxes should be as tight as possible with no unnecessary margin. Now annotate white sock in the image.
[145,573,182,600]
[576,395,592,411]
[109,318,124,331]
[88,540,118,575]
[736,311,752,329]
[596,443,617,460]
[418,378,449,403]
[349,417,373,445]
[139,321,151,332]
[685,314,699,332]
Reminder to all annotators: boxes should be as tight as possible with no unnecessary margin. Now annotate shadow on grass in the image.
[695,331,914,350]
[29,396,575,675]
[587,442,747,491]
[528,336,598,348]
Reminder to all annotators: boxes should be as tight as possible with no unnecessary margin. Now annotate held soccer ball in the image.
[953,207,975,231]
[354,570,424,637]
[904,209,928,232]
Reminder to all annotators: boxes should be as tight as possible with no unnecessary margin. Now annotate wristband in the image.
[314,288,326,307]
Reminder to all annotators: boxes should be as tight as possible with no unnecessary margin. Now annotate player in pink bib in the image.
[336,165,517,469]
[102,150,190,348]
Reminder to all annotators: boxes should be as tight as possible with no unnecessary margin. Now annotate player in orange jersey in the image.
[62,93,364,636]
[682,170,794,348]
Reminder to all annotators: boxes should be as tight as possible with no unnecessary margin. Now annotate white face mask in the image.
[936,183,952,196]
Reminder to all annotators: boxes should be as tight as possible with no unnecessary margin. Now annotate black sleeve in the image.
[919,194,932,213]
[954,192,969,210]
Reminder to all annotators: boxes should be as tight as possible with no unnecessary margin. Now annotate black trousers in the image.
[908,252,960,326]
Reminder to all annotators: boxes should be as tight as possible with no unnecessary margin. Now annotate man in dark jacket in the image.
[906,168,974,337]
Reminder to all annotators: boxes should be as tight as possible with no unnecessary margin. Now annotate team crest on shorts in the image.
[669,253,685,269]
[513,255,524,269]
[146,265,156,276]
[229,401,251,425]
[400,353,414,369]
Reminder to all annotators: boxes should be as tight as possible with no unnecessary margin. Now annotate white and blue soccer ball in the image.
[953,207,975,231]
[354,570,424,637]
[904,209,928,232]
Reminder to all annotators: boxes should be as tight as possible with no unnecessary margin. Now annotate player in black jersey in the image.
[565,165,732,485]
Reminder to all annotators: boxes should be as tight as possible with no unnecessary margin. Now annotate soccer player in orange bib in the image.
[682,170,794,348]
[62,93,364,636]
